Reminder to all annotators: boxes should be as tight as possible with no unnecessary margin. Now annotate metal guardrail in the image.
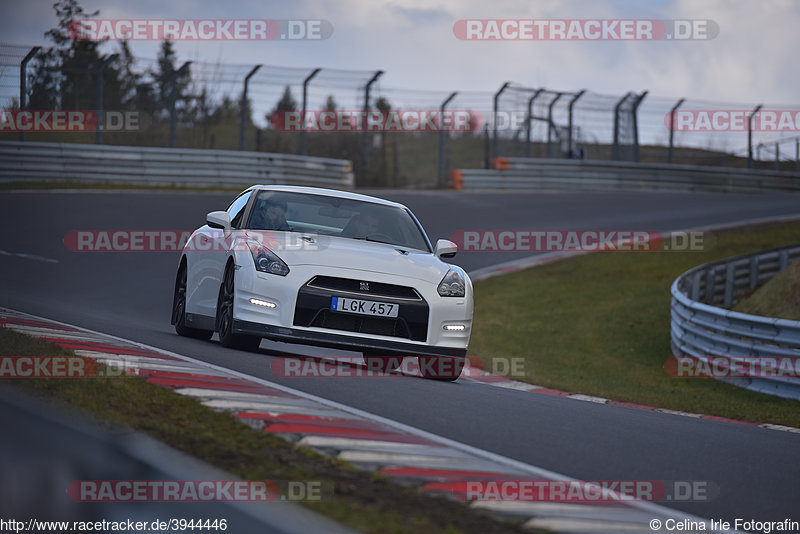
[670,244,800,400]
[0,141,355,188]
[454,158,800,192]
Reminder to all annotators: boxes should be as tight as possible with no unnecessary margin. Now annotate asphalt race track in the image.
[1,189,799,523]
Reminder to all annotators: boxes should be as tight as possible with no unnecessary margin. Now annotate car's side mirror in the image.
[434,239,457,259]
[206,211,231,231]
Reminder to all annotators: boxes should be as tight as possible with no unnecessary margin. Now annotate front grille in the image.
[309,310,412,339]
[307,276,422,300]
[294,277,428,342]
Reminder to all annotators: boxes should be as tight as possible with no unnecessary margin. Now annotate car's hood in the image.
[245,231,449,283]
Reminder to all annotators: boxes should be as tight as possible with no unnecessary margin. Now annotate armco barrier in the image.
[456,158,800,192]
[0,141,354,188]
[670,244,800,400]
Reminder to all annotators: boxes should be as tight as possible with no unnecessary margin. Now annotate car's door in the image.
[186,190,253,319]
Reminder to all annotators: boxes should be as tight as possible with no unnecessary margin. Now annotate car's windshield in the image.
[247,190,431,252]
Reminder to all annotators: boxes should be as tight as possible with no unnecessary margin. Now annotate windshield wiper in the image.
[365,236,395,245]
[347,235,400,246]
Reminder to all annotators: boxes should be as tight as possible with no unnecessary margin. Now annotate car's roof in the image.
[246,185,408,210]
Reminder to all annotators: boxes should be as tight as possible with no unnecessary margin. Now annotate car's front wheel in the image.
[217,263,261,351]
[418,356,464,381]
[173,263,213,340]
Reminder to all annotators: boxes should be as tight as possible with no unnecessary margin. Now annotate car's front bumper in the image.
[232,319,467,357]
[232,261,472,356]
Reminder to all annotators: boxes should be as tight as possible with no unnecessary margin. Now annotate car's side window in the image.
[227,191,253,229]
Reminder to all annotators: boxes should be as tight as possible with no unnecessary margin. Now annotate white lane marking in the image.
[478,380,544,392]
[568,394,609,404]
[338,450,476,464]
[759,423,800,434]
[523,517,654,532]
[472,500,655,518]
[6,325,103,341]
[91,358,233,377]
[204,398,341,414]
[299,436,451,453]
[656,409,704,419]
[473,500,658,527]
[0,307,732,531]
[174,388,295,401]
[337,452,519,473]
[0,250,58,263]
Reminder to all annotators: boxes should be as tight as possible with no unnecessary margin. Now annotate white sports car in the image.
[171,185,473,380]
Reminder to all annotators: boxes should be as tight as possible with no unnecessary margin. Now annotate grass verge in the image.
[734,258,800,321]
[1,328,527,534]
[469,220,800,428]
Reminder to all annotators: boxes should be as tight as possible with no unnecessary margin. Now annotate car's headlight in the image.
[437,267,466,297]
[247,241,289,276]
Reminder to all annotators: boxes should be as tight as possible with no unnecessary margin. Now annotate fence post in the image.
[775,142,780,171]
[239,65,262,151]
[704,266,716,303]
[483,124,490,169]
[724,262,735,307]
[567,89,585,158]
[492,82,511,163]
[95,54,118,145]
[437,91,458,188]
[299,67,321,155]
[612,92,632,161]
[632,90,648,163]
[747,104,762,169]
[525,89,544,158]
[18,46,41,142]
[668,98,685,163]
[691,271,702,301]
[546,93,564,158]
[779,249,789,271]
[169,61,192,148]
[360,70,383,185]
[749,256,759,289]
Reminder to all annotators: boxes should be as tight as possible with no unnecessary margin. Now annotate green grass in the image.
[469,220,800,428]
[734,259,800,321]
[1,328,527,534]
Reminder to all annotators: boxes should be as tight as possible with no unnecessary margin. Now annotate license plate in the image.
[331,297,398,318]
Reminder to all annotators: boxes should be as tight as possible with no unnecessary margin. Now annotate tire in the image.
[173,263,213,340]
[217,263,262,351]
[418,355,464,381]
[362,352,404,374]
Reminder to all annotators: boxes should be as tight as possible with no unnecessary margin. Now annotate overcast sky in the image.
[2,0,798,150]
